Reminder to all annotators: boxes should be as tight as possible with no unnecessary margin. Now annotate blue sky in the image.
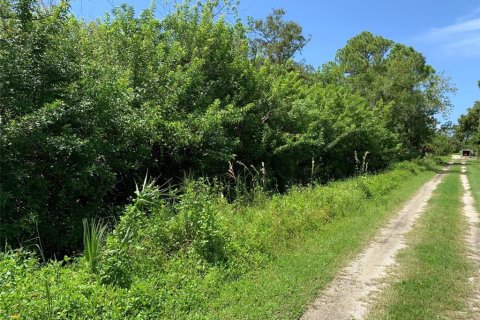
[71,0,480,123]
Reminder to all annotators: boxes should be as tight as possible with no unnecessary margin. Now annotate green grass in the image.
[200,166,439,319]
[0,159,443,319]
[82,218,107,273]
[368,166,473,320]
[466,160,480,214]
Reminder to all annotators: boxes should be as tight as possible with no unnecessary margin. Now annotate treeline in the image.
[455,82,480,150]
[430,81,480,154]
[0,0,453,255]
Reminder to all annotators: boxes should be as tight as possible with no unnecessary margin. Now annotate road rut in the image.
[302,169,447,320]
[460,163,480,317]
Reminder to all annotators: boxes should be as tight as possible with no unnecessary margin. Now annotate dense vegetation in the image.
[429,79,480,156]
[1,0,471,318]
[0,0,454,256]
[0,158,442,319]
[455,82,480,151]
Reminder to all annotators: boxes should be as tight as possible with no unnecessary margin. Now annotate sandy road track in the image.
[460,163,480,316]
[302,169,448,320]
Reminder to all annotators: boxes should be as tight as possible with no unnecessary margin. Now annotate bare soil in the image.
[301,170,447,320]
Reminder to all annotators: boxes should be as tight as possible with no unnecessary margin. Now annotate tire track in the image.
[460,162,480,318]
[301,169,448,320]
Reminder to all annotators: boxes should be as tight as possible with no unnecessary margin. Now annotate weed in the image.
[0,159,441,319]
[44,276,53,319]
[83,218,107,273]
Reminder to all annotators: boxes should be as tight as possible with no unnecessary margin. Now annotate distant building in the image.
[461,149,474,157]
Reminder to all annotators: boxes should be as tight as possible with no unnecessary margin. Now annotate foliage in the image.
[456,100,480,150]
[248,8,309,63]
[0,159,439,319]
[335,31,455,157]
[0,0,454,256]
[0,2,464,318]
[82,219,107,273]
[427,133,457,156]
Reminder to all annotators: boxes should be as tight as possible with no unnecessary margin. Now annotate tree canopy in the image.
[0,0,455,255]
[248,8,309,63]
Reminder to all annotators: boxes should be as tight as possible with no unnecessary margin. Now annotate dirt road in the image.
[301,169,448,320]
[461,163,480,316]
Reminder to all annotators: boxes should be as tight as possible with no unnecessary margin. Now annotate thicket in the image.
[0,158,441,319]
[456,97,480,151]
[0,0,454,255]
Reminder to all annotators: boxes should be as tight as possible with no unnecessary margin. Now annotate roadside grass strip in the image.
[466,160,480,216]
[368,166,474,320]
[464,160,480,314]
[0,161,442,319]
[202,169,438,319]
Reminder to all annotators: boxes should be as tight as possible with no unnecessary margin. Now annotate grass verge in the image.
[201,165,439,319]
[466,160,480,213]
[367,165,473,320]
[0,159,443,319]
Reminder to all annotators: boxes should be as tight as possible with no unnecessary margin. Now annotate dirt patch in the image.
[301,171,447,320]
[460,163,480,317]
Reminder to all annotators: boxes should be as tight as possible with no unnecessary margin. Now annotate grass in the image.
[367,165,474,320]
[466,159,480,214]
[199,165,439,319]
[82,218,107,273]
[0,159,444,319]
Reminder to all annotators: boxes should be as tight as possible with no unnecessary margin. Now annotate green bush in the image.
[0,159,439,319]
[0,0,452,255]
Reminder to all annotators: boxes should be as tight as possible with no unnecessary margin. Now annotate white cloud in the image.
[456,5,480,23]
[419,9,480,57]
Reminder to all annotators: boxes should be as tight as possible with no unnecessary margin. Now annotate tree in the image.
[248,9,309,63]
[335,31,454,157]
[0,0,86,253]
[0,0,261,254]
[0,1,457,256]
[427,122,458,155]
[456,101,480,146]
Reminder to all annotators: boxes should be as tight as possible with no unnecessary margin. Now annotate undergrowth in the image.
[0,157,443,319]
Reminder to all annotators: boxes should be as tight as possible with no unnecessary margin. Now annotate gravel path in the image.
[301,169,447,320]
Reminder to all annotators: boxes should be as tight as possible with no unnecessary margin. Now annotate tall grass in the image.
[44,277,53,319]
[0,158,442,319]
[82,218,107,273]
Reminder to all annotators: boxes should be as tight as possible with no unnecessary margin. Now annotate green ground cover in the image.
[0,159,444,319]
[368,165,474,320]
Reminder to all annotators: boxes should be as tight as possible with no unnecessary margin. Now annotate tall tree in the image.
[0,1,457,255]
[335,31,454,157]
[456,101,480,145]
[248,9,309,63]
